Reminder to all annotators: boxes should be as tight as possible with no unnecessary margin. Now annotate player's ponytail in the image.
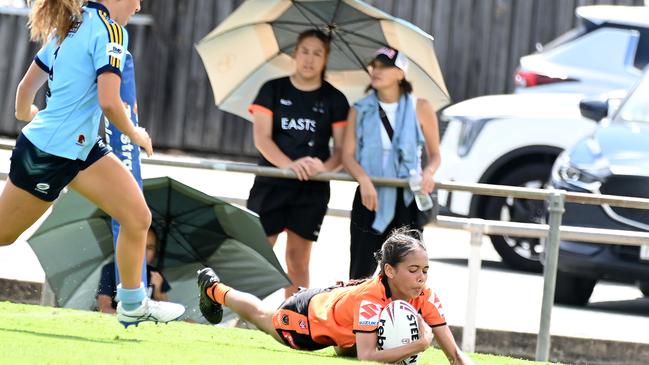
[28,0,83,45]
[375,227,426,276]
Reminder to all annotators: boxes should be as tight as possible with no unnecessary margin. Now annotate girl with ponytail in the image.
[2,0,185,327]
[197,227,473,364]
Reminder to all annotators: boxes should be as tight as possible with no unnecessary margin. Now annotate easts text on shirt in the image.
[281,117,316,132]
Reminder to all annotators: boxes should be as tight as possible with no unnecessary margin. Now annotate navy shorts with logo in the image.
[9,133,111,202]
[272,287,329,351]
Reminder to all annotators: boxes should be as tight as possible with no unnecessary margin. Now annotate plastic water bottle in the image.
[409,169,433,211]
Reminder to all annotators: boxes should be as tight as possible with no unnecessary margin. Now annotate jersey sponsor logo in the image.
[428,293,445,317]
[76,134,86,146]
[35,183,50,195]
[358,300,381,326]
[281,117,316,132]
[106,43,125,61]
[280,98,293,106]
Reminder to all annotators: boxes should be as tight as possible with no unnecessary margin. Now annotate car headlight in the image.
[456,117,489,157]
[551,151,607,191]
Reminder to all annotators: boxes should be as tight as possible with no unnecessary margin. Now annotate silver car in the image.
[515,5,648,94]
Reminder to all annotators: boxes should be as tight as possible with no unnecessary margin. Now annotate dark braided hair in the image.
[373,227,426,276]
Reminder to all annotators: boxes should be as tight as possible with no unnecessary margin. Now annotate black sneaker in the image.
[197,267,223,324]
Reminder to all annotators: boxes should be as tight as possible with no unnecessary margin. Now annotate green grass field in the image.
[0,302,560,365]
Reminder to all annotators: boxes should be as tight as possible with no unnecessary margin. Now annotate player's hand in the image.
[15,104,39,122]
[359,178,378,211]
[417,315,434,352]
[130,126,153,157]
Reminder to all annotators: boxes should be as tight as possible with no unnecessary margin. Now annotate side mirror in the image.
[579,98,608,122]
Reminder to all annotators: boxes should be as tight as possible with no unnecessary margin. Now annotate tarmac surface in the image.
[0,147,648,364]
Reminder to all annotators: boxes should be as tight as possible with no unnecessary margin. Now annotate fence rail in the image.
[138,155,649,361]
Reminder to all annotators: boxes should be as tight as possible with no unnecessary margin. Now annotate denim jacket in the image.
[354,91,424,233]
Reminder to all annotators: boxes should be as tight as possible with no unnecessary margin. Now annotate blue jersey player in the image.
[1,0,184,326]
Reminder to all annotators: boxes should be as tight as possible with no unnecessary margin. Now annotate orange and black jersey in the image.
[248,77,349,189]
[307,276,446,349]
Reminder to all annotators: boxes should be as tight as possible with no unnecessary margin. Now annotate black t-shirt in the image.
[250,76,349,189]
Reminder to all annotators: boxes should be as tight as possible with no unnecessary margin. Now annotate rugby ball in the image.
[377,300,420,365]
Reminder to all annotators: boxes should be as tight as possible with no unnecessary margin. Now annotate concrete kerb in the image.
[447,326,649,365]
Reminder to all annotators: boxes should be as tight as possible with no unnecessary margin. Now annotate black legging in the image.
[348,187,423,279]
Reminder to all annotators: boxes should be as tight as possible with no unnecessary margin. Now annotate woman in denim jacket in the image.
[342,47,441,279]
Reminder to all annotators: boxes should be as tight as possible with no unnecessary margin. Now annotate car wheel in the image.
[484,163,553,272]
[554,271,596,306]
[639,282,649,297]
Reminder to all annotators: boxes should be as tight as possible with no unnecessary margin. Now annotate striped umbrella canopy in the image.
[196,0,449,121]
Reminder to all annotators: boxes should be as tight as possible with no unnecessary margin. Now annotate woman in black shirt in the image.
[247,29,349,298]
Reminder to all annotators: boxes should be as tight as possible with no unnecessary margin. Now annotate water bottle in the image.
[409,169,433,211]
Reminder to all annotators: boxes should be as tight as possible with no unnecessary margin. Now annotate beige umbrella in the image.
[196,0,449,121]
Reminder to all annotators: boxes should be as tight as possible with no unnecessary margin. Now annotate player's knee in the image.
[118,204,152,233]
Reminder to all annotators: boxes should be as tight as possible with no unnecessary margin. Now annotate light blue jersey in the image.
[22,1,128,160]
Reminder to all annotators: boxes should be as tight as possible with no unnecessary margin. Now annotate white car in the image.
[515,5,649,95]
[436,93,597,271]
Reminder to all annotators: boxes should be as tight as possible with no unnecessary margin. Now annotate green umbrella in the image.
[27,176,290,323]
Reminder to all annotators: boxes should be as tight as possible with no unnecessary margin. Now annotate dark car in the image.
[549,70,649,305]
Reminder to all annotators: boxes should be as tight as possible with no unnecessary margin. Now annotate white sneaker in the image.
[117,298,185,328]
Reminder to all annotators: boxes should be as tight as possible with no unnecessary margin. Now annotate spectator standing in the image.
[247,29,350,297]
[342,47,441,279]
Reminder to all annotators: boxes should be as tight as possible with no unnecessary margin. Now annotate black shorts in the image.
[349,187,423,279]
[9,133,111,202]
[247,182,330,241]
[272,287,328,351]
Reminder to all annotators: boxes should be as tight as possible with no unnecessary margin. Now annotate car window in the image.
[617,72,649,123]
[542,26,588,52]
[541,17,597,52]
[633,30,649,69]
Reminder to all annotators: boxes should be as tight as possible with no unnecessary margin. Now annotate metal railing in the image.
[142,154,649,361]
[132,154,649,360]
[1,143,649,361]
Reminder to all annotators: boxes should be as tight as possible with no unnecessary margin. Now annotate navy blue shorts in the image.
[272,287,329,351]
[9,133,111,202]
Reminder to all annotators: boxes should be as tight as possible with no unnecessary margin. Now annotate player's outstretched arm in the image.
[432,325,475,365]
